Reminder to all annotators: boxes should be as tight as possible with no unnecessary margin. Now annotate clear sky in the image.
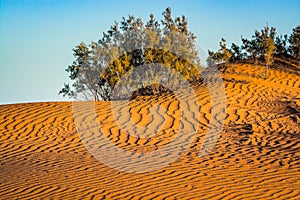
[0,0,299,104]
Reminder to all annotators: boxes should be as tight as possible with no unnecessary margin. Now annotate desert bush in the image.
[59,8,203,101]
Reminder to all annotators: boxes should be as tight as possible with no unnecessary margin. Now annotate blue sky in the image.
[0,0,299,104]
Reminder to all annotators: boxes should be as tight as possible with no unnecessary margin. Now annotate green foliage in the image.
[275,34,289,56]
[60,7,202,101]
[208,38,233,64]
[240,24,276,63]
[208,24,300,66]
[288,25,300,62]
[264,37,276,66]
[230,43,244,61]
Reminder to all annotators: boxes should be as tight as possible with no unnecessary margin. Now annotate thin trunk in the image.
[265,64,269,79]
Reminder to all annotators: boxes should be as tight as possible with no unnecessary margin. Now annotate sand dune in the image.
[1,64,300,199]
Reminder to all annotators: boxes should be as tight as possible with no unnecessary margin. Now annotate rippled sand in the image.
[1,63,300,199]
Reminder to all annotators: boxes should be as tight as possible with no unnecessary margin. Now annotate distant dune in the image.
[1,63,300,199]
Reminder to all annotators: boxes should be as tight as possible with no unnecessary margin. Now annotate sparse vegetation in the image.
[208,38,232,64]
[289,25,300,62]
[60,7,299,101]
[59,8,203,101]
[209,24,300,78]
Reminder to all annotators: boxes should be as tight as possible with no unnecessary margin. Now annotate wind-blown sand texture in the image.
[1,63,300,199]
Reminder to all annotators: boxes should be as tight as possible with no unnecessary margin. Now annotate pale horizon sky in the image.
[0,0,299,104]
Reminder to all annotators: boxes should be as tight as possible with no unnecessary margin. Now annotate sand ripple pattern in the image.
[1,64,300,199]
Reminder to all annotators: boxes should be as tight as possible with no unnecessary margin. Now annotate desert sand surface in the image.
[1,63,300,199]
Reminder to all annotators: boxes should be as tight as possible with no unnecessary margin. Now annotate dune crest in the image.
[1,64,300,199]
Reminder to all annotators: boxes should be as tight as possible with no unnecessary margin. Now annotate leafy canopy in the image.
[59,8,203,101]
[209,24,300,65]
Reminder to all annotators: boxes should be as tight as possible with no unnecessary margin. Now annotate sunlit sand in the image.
[1,63,299,199]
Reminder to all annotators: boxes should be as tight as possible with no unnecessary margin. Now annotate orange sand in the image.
[0,63,299,199]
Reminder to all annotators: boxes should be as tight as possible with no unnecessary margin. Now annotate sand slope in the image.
[1,64,300,199]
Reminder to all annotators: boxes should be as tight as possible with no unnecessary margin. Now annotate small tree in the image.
[264,37,276,79]
[241,36,261,63]
[230,43,244,61]
[289,25,300,63]
[255,24,276,79]
[59,8,203,101]
[275,34,289,56]
[208,24,299,71]
[208,38,233,64]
